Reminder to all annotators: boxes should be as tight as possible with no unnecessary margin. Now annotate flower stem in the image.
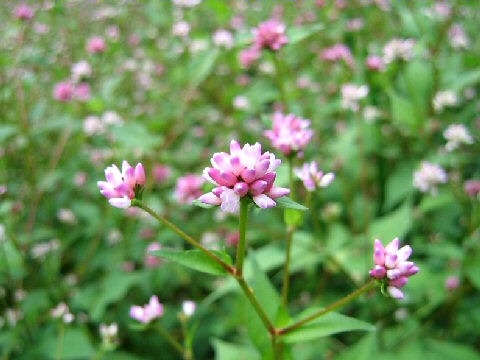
[281,157,295,305]
[278,280,376,336]
[271,51,289,112]
[132,200,234,275]
[235,276,276,336]
[236,198,249,276]
[156,324,186,358]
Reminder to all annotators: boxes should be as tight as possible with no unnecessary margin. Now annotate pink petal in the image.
[252,194,276,208]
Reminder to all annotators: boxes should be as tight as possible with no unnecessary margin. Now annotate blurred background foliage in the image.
[0,0,479,359]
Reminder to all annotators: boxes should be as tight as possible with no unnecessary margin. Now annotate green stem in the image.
[281,157,296,305]
[56,322,65,360]
[235,276,276,335]
[278,280,376,335]
[132,200,234,275]
[156,324,186,358]
[236,198,249,276]
[271,52,288,112]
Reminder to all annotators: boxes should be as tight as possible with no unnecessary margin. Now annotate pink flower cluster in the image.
[239,19,287,67]
[53,81,91,102]
[14,4,34,20]
[175,174,205,204]
[130,295,164,324]
[264,112,313,156]
[294,161,335,192]
[198,140,290,213]
[86,36,107,54]
[320,43,354,67]
[369,238,419,299]
[98,161,145,208]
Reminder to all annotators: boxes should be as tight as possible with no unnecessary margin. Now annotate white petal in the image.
[108,196,131,208]
[252,194,276,208]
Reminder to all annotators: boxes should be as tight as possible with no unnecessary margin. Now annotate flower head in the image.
[14,4,34,20]
[175,174,205,205]
[145,242,162,268]
[182,300,196,317]
[264,112,313,155]
[369,238,419,299]
[445,275,460,291]
[253,19,288,51]
[443,124,473,151]
[197,140,290,213]
[366,55,385,71]
[413,161,448,195]
[320,43,354,66]
[71,60,92,82]
[341,84,369,111]
[213,29,234,49]
[53,82,74,102]
[448,24,469,50]
[464,180,480,198]
[86,36,106,54]
[130,295,164,324]
[239,46,261,68]
[294,162,335,192]
[98,161,145,208]
[433,90,458,113]
[383,38,416,64]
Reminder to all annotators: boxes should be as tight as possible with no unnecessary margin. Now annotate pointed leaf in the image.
[276,197,308,211]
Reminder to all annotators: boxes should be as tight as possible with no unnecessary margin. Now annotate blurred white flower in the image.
[102,111,123,126]
[182,300,196,317]
[71,60,92,82]
[383,38,416,64]
[57,208,76,224]
[413,161,448,195]
[433,90,458,113]
[0,224,5,243]
[233,95,250,110]
[341,84,369,111]
[51,303,69,318]
[172,21,190,37]
[173,0,202,7]
[5,308,22,326]
[100,323,119,344]
[189,39,209,53]
[448,24,469,50]
[83,116,104,136]
[63,313,75,324]
[31,239,60,259]
[443,124,473,152]
[363,106,381,123]
[213,29,234,49]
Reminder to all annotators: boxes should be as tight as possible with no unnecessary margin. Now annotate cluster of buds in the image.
[294,161,335,192]
[198,140,290,213]
[370,238,419,299]
[264,112,313,156]
[130,295,164,324]
[98,161,145,208]
[239,19,288,67]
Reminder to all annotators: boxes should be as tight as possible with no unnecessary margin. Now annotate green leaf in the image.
[189,48,220,88]
[212,338,260,360]
[425,339,480,360]
[282,312,375,344]
[287,23,324,44]
[383,162,415,211]
[336,333,377,360]
[369,200,412,242]
[284,208,303,227]
[276,197,308,211]
[41,328,95,359]
[192,199,214,208]
[153,249,232,276]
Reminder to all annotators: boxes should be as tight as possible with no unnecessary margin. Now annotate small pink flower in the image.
[152,165,171,184]
[464,180,480,198]
[145,242,162,268]
[252,19,288,51]
[175,174,205,205]
[294,162,335,192]
[53,82,74,102]
[86,36,107,54]
[366,56,385,71]
[226,231,239,247]
[445,276,460,291]
[264,112,313,156]
[239,46,261,68]
[369,238,419,299]
[14,4,34,20]
[73,83,91,102]
[197,140,290,213]
[130,295,164,324]
[97,161,145,208]
[321,44,354,67]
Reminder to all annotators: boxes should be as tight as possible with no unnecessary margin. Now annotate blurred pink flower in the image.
[369,238,419,299]
[73,83,91,102]
[321,44,354,66]
[86,36,107,54]
[213,29,234,49]
[239,46,260,68]
[130,296,164,324]
[253,19,288,51]
[14,3,34,20]
[448,24,469,50]
[172,21,190,37]
[413,161,447,195]
[53,82,74,102]
[464,180,480,198]
[294,162,335,192]
[341,84,369,111]
[445,275,460,291]
[226,231,239,247]
[198,140,290,213]
[366,56,385,71]
[175,174,205,204]
[152,165,172,184]
[264,112,313,155]
[145,242,162,268]
[98,161,145,208]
